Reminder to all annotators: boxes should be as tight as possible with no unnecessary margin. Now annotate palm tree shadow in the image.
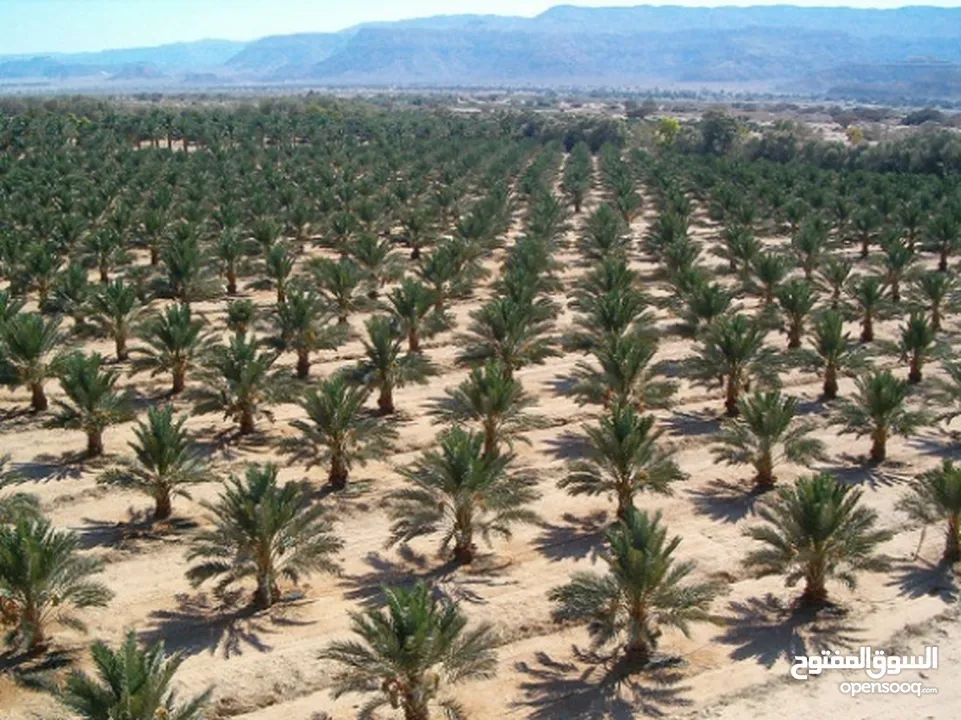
[822,454,906,488]
[75,510,198,551]
[716,593,864,668]
[13,453,87,482]
[888,558,959,601]
[341,549,516,608]
[512,647,692,719]
[686,478,766,524]
[0,646,77,691]
[661,410,721,438]
[535,510,610,562]
[543,431,590,462]
[139,591,313,659]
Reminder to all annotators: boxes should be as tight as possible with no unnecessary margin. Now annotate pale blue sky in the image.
[1,0,956,55]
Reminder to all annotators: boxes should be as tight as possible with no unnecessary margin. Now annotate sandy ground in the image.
[1,156,959,720]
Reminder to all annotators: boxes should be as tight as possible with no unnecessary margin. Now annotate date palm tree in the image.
[688,313,779,417]
[791,220,829,281]
[321,581,498,720]
[570,332,677,412]
[192,333,291,436]
[909,270,960,333]
[58,631,210,720]
[749,251,792,307]
[429,361,546,457]
[132,303,212,395]
[549,507,716,664]
[311,256,372,325]
[348,316,435,415]
[48,353,134,458]
[289,375,397,490]
[186,463,342,609]
[214,228,250,296]
[270,287,345,379]
[744,472,892,606]
[897,312,937,384]
[817,255,853,310]
[800,309,865,400]
[775,279,818,350]
[846,274,890,343]
[677,278,734,338]
[98,405,211,520]
[925,213,960,272]
[0,517,112,650]
[833,369,927,463]
[348,232,403,299]
[0,312,63,411]
[877,236,915,303]
[898,460,961,564]
[50,264,92,330]
[565,285,655,351]
[386,277,448,353]
[559,402,684,520]
[457,297,558,381]
[712,390,826,490]
[90,279,142,362]
[386,427,540,564]
[226,299,257,336]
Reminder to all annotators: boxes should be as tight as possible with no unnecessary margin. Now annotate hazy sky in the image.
[2,0,956,55]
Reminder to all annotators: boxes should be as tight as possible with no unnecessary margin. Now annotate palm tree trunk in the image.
[99,263,109,285]
[172,366,186,394]
[754,452,775,489]
[946,514,960,564]
[802,561,829,607]
[616,486,634,521]
[403,692,431,720]
[154,488,172,521]
[908,355,922,384]
[724,375,740,417]
[149,245,159,266]
[296,349,310,379]
[239,407,255,435]
[870,426,887,463]
[254,573,277,609]
[933,308,943,333]
[328,452,348,490]
[891,281,901,304]
[787,322,802,349]
[30,382,48,412]
[226,267,237,296]
[939,250,949,273]
[408,328,420,353]
[625,606,652,665]
[276,285,285,305]
[823,365,838,400]
[115,333,127,362]
[87,429,104,458]
[860,313,873,343]
[22,602,45,650]
[378,386,395,415]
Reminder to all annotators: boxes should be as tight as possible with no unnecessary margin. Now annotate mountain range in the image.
[4,5,961,100]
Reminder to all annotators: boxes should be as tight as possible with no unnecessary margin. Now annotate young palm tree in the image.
[348,232,403,298]
[457,297,558,380]
[851,208,880,259]
[688,313,778,417]
[50,264,92,330]
[348,316,435,415]
[260,243,295,305]
[744,472,892,606]
[559,402,684,520]
[90,279,142,362]
[193,332,292,436]
[98,405,211,520]
[186,463,342,609]
[429,361,546,457]
[716,224,761,277]
[925,213,960,273]
[712,390,826,490]
[549,507,716,664]
[801,309,865,400]
[321,581,498,720]
[386,277,448,353]
[214,228,250,297]
[289,375,397,490]
[386,427,540,564]
[897,312,937,384]
[270,287,345,379]
[311,256,373,325]
[59,631,210,720]
[817,255,853,309]
[791,220,830,281]
[83,229,125,285]
[678,279,734,338]
[775,279,818,349]
[48,353,134,459]
[226,299,257,336]
[909,270,960,333]
[833,369,927,463]
[570,332,677,412]
[160,224,211,306]
[749,251,792,307]
[565,284,655,351]
[0,312,63,411]
[0,289,25,326]
[0,517,112,650]
[877,237,915,303]
[131,303,213,394]
[897,460,961,564]
[846,274,890,343]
